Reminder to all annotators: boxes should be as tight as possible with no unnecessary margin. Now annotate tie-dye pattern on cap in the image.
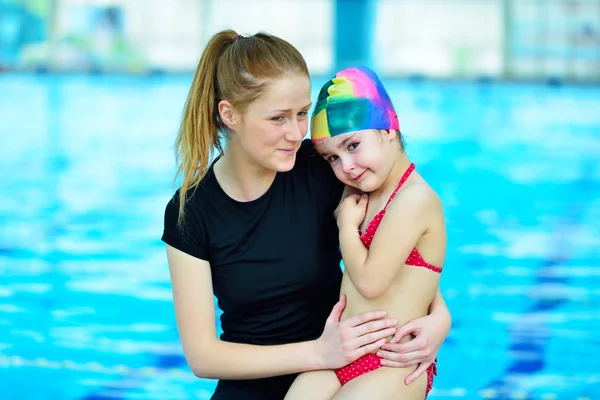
[311,66,399,142]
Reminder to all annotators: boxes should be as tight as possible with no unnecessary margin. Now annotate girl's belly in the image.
[339,267,439,329]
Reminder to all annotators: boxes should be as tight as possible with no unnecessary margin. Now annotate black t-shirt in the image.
[162,140,344,399]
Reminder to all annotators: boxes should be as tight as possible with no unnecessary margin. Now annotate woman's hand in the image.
[376,310,451,384]
[337,194,368,230]
[313,294,397,370]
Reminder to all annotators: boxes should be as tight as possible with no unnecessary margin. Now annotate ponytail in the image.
[174,30,236,225]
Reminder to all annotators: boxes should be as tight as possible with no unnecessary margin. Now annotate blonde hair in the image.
[174,29,309,225]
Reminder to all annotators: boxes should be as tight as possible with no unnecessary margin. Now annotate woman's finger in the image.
[405,361,432,385]
[342,310,389,329]
[354,338,387,359]
[349,318,398,339]
[376,348,427,364]
[381,337,427,354]
[352,327,396,348]
[325,294,346,325]
[390,321,416,344]
[378,358,411,368]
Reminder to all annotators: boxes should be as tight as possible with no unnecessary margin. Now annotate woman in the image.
[162,30,451,400]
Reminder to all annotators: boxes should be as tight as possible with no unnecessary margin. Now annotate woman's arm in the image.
[429,288,450,316]
[338,186,436,299]
[167,245,398,380]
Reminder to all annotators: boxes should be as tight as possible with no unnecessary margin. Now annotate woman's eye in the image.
[327,155,338,163]
[298,111,308,118]
[348,142,359,151]
[271,116,285,122]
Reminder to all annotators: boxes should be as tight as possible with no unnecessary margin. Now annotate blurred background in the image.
[1,0,599,399]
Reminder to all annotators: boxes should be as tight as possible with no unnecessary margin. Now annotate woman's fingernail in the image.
[376,352,382,357]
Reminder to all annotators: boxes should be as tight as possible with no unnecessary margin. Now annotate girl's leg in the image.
[332,366,427,400]
[284,370,341,400]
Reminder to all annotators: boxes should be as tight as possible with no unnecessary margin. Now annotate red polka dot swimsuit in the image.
[359,163,441,273]
[334,163,439,398]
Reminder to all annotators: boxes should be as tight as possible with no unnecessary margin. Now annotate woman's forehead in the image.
[254,74,311,110]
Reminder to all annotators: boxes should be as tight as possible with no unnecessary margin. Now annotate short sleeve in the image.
[298,139,344,207]
[161,191,209,261]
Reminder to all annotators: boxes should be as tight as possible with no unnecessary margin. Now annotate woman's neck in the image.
[214,145,277,202]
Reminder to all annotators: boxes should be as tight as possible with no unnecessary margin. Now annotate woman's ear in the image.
[218,100,237,130]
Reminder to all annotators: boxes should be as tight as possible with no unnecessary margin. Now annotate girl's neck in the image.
[214,144,277,202]
[370,152,413,201]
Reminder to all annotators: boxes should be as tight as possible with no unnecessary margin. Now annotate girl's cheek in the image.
[333,167,346,182]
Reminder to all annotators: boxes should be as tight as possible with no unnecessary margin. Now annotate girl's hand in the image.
[337,194,368,230]
[376,311,450,385]
[313,294,397,369]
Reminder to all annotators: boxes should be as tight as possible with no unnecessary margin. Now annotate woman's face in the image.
[231,73,312,172]
[315,129,398,192]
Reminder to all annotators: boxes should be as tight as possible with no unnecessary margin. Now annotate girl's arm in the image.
[334,185,362,220]
[166,245,398,380]
[338,186,439,299]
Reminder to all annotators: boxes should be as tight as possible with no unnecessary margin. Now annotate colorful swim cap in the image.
[311,66,399,142]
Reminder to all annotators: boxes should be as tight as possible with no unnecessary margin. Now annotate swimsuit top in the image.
[359,163,442,273]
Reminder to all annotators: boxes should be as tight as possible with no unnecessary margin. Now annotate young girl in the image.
[285,66,446,399]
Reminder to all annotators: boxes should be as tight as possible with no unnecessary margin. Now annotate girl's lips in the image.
[352,171,366,181]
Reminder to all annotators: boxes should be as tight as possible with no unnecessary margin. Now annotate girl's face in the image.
[229,73,312,173]
[315,129,399,192]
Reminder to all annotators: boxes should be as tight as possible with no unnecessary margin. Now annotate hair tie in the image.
[233,34,244,42]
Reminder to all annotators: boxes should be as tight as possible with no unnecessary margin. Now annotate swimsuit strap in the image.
[383,163,415,209]
[358,163,416,249]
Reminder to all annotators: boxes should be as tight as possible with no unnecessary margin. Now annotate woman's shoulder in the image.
[163,166,220,231]
[295,138,318,164]
[294,138,334,175]
[169,164,218,203]
[164,188,198,232]
[162,184,212,260]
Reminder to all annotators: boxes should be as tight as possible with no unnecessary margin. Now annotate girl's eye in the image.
[348,142,359,151]
[327,155,338,163]
[271,116,285,122]
[298,111,309,118]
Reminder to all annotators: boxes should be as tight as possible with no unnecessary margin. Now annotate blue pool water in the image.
[1,73,599,399]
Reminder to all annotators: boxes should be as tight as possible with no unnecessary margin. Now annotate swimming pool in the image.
[1,73,599,399]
